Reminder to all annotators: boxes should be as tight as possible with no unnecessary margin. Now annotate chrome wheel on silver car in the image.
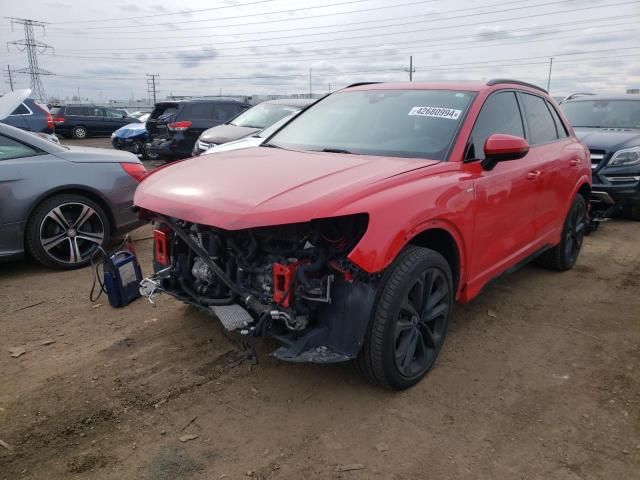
[26,194,111,269]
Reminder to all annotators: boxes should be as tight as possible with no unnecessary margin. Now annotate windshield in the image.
[267,89,474,160]
[139,113,150,122]
[230,103,300,129]
[562,99,640,129]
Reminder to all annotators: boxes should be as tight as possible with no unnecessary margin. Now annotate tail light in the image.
[34,103,55,130]
[53,117,65,124]
[153,227,171,266]
[120,162,148,182]
[167,121,192,131]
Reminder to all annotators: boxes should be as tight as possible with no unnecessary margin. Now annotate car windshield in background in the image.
[257,112,297,138]
[267,89,474,160]
[562,99,640,129]
[230,103,300,129]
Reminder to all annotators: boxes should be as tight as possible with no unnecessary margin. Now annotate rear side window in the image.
[545,100,568,138]
[10,103,30,115]
[50,107,63,116]
[65,106,86,116]
[520,93,558,144]
[184,103,212,119]
[467,91,524,161]
[0,134,40,160]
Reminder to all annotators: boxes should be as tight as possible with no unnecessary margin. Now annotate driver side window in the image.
[466,91,525,161]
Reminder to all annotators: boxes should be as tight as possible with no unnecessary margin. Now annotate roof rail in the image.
[486,78,547,94]
[560,92,596,103]
[344,82,382,88]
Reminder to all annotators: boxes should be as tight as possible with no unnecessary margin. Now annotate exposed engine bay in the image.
[140,213,378,363]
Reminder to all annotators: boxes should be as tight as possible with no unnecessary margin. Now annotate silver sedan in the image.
[0,122,146,269]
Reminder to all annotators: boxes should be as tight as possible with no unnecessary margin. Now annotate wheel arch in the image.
[406,226,463,294]
[25,185,116,237]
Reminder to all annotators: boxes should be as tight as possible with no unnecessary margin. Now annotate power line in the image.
[52,0,290,24]
[7,17,54,102]
[51,51,640,83]
[49,1,638,58]
[60,0,600,52]
[44,24,639,65]
[48,0,389,31]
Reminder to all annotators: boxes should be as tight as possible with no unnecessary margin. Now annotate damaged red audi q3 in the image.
[134,80,591,389]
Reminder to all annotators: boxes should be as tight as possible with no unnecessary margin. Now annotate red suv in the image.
[135,80,591,390]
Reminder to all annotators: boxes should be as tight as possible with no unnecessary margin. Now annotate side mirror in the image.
[481,133,530,171]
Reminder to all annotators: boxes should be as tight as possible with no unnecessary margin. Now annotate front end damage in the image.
[139,213,378,363]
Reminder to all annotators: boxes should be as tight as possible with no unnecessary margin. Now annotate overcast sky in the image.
[0,0,638,101]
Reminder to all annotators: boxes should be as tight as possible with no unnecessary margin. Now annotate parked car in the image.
[193,99,313,155]
[1,96,54,134]
[0,90,147,269]
[561,95,640,220]
[111,113,158,159]
[49,104,140,139]
[201,111,300,155]
[146,99,250,160]
[135,80,590,390]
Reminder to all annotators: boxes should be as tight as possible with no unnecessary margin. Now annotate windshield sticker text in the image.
[409,106,462,120]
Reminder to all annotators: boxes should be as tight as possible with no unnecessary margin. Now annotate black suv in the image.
[562,95,640,220]
[146,99,250,160]
[50,104,140,139]
[2,98,54,134]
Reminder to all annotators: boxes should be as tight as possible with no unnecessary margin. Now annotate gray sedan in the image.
[0,122,146,269]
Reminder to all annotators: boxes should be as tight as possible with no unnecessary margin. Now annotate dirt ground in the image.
[0,137,639,479]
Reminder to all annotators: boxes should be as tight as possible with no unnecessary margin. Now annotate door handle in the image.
[570,158,581,166]
[527,170,541,180]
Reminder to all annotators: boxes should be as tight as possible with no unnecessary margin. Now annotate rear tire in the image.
[26,194,111,269]
[72,125,88,139]
[355,246,453,390]
[537,195,587,271]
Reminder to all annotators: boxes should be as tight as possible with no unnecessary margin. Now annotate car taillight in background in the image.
[167,121,192,131]
[34,103,55,131]
[53,117,65,124]
[120,162,148,182]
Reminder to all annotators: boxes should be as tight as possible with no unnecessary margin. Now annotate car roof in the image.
[261,99,314,107]
[563,94,640,102]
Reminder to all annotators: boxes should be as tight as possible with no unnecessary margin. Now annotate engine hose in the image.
[295,249,328,288]
[178,278,235,306]
[160,215,247,297]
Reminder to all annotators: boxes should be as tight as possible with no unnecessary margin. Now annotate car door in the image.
[463,90,541,286]
[0,132,61,256]
[518,93,580,239]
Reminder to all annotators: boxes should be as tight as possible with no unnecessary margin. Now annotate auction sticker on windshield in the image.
[409,106,462,120]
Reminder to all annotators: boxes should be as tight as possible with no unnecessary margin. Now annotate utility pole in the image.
[328,82,331,93]
[309,68,312,98]
[146,74,159,104]
[547,57,553,92]
[7,17,53,102]
[6,65,14,91]
[403,56,416,82]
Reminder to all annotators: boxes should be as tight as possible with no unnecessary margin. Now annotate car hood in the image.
[0,89,31,120]
[135,147,438,229]
[202,135,264,155]
[573,127,640,152]
[200,124,260,144]
[54,146,141,164]
[113,122,147,139]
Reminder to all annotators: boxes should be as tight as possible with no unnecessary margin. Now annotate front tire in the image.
[355,246,453,390]
[537,195,587,271]
[72,125,88,139]
[26,194,111,269]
